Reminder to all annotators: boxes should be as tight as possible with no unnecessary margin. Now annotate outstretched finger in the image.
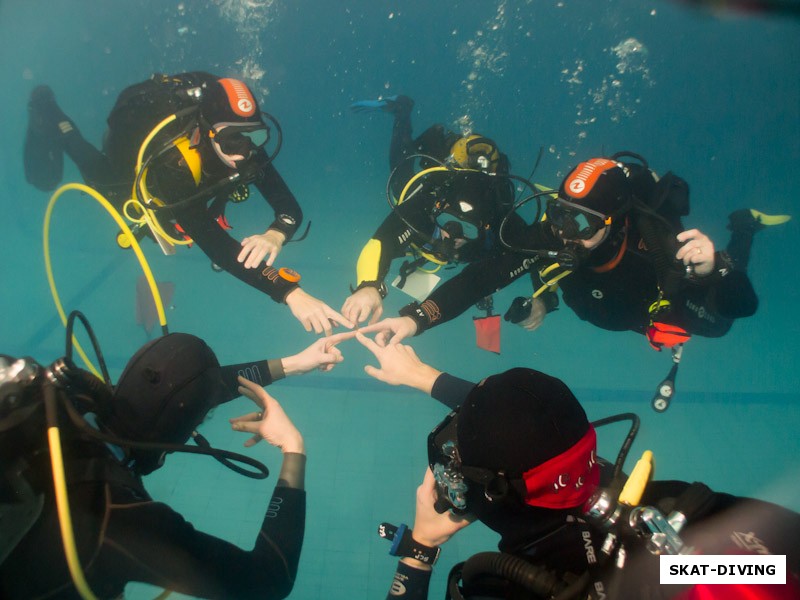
[325,330,358,346]
[355,331,381,353]
[325,306,354,330]
[358,321,391,335]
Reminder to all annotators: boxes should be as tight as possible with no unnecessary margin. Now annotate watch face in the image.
[279,214,296,226]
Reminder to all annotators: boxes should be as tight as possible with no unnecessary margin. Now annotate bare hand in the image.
[285,288,354,336]
[238,229,286,268]
[676,229,715,277]
[411,468,474,547]
[282,331,356,375]
[358,316,418,345]
[517,297,547,331]
[230,376,304,452]
[341,286,384,325]
[356,331,441,393]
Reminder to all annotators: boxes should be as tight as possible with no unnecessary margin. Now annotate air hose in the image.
[449,552,571,599]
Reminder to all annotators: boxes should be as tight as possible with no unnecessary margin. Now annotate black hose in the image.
[61,396,269,479]
[497,188,559,255]
[591,412,640,484]
[516,145,544,203]
[65,311,110,385]
[459,552,570,598]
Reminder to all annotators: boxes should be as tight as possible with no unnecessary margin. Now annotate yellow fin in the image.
[750,209,791,227]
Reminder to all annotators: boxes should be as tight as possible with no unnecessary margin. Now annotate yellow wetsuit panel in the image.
[356,239,383,284]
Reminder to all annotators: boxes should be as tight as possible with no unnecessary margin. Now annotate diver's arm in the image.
[251,153,303,241]
[219,334,349,400]
[398,251,534,334]
[103,475,305,600]
[355,332,473,410]
[355,212,414,288]
[430,373,476,410]
[219,360,283,398]
[173,203,300,303]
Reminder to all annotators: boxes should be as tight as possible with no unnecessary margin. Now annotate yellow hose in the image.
[48,424,99,600]
[134,113,177,201]
[397,166,448,206]
[44,183,169,376]
[130,113,194,247]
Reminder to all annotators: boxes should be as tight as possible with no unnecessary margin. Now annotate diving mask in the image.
[428,411,468,513]
[209,121,270,169]
[432,200,483,241]
[546,197,612,241]
[427,410,496,514]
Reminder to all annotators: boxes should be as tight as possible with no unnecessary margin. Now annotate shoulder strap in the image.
[65,457,148,498]
[649,171,690,217]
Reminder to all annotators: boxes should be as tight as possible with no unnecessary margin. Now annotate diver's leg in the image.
[726,208,790,271]
[388,96,415,172]
[25,85,118,194]
[62,133,116,189]
[24,86,69,191]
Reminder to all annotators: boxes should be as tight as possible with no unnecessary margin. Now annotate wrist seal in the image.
[399,301,429,335]
[378,522,440,565]
[352,280,388,299]
[693,251,735,284]
[269,213,299,240]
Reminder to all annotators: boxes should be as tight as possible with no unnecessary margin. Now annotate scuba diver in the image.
[0,313,350,599]
[343,94,524,326]
[24,73,351,335]
[355,332,800,599]
[361,154,789,407]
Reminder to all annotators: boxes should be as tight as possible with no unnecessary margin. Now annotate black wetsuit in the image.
[398,169,759,339]
[385,374,800,600]
[57,72,303,304]
[0,360,305,600]
[353,106,519,293]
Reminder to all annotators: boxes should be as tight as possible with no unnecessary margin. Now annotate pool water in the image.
[1,1,798,599]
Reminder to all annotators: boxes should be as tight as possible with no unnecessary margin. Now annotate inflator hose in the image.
[636,213,683,298]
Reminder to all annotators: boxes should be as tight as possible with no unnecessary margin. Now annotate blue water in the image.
[1,1,798,598]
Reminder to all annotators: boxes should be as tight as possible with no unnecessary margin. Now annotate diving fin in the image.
[728,208,791,233]
[350,95,414,115]
[24,86,71,192]
[749,209,791,227]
